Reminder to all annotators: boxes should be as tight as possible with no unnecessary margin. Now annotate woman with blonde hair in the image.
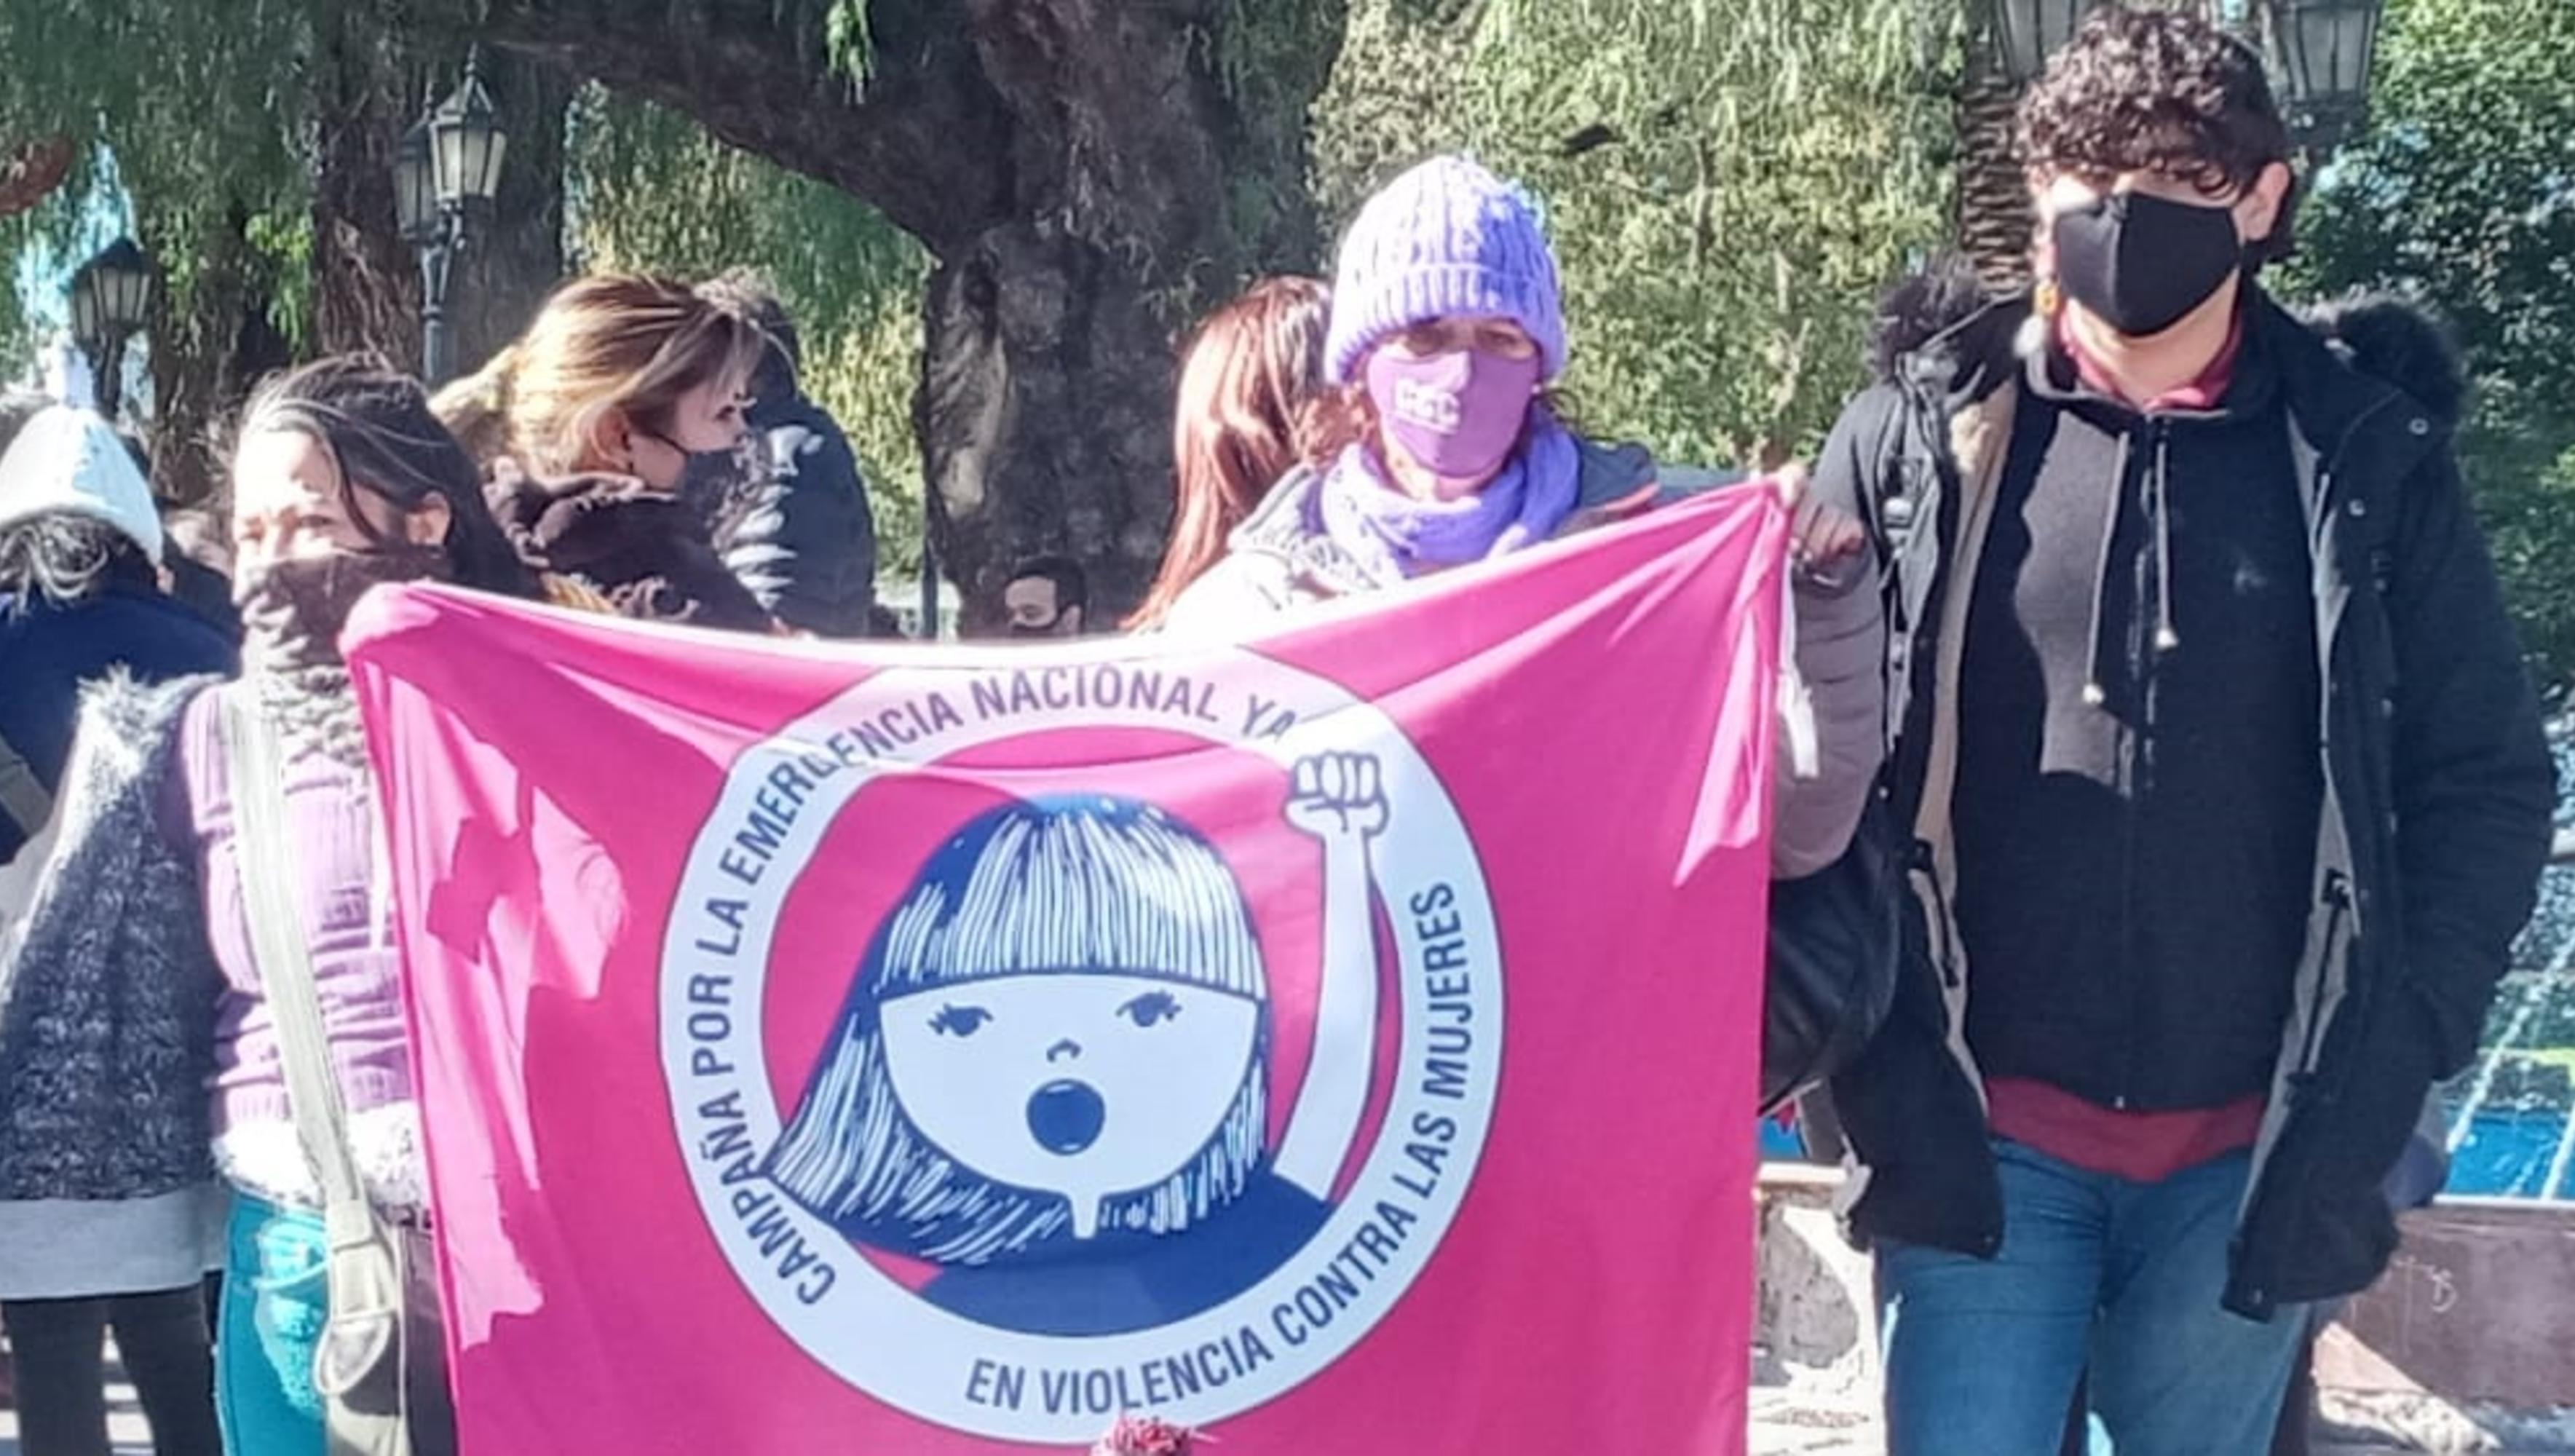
[1126,276,1329,631]
[434,273,773,630]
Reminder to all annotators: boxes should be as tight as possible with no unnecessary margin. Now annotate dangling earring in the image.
[2035,274,2064,318]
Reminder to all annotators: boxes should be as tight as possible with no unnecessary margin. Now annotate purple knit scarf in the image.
[1315,409,1581,581]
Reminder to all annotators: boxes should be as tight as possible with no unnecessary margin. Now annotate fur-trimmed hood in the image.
[483,456,773,632]
[2300,291,2469,426]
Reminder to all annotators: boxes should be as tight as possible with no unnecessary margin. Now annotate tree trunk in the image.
[1956,50,2032,294]
[914,223,1180,625]
[310,0,422,361]
[465,0,1336,628]
[910,0,1337,628]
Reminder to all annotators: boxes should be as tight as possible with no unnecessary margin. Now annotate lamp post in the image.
[68,237,154,419]
[394,117,448,383]
[2260,0,2384,152]
[397,51,509,385]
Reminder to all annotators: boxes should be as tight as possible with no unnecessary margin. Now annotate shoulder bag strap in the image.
[220,688,413,1455]
[221,687,369,1211]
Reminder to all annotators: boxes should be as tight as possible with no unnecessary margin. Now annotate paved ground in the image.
[1751,1384,1882,1453]
[0,1348,152,1455]
[0,1404,151,1453]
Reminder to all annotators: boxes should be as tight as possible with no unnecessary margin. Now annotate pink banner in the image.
[347,486,1785,1454]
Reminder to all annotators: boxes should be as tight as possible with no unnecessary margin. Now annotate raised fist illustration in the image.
[1283,751,1390,842]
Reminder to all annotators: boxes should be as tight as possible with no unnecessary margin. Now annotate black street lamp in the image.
[1992,0,2108,84]
[429,53,509,211]
[399,51,509,385]
[395,116,440,253]
[68,237,154,419]
[2261,0,2384,151]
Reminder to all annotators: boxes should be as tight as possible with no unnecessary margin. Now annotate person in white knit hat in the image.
[0,402,233,1456]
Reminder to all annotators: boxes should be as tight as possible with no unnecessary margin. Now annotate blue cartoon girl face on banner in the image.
[877,968,1262,1238]
[764,754,1388,1337]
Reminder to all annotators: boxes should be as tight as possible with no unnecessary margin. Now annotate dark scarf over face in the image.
[234,546,443,766]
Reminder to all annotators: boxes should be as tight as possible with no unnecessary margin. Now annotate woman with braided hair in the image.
[4,357,542,1452]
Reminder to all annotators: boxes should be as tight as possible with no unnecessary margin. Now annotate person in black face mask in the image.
[1002,554,1090,638]
[230,357,539,764]
[0,357,545,1455]
[1806,8,2554,1456]
[432,274,775,633]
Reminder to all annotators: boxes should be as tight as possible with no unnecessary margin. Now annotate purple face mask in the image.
[1364,345,1542,482]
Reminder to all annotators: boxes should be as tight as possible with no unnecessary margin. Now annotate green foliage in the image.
[566,85,929,581]
[241,207,315,357]
[824,0,875,84]
[1313,0,1955,467]
[0,0,312,342]
[1211,0,1349,277]
[2285,0,2575,699]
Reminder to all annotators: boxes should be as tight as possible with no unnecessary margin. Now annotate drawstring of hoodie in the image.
[2151,428,2180,655]
[2081,425,2181,708]
[2079,432,2130,708]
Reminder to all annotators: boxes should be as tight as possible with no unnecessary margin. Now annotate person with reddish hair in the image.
[1127,277,1329,631]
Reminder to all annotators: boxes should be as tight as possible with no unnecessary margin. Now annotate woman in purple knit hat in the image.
[1167,153,1885,882]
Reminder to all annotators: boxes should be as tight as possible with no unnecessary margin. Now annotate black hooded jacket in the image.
[688,347,879,638]
[1949,303,2325,1110]
[1819,284,2555,1317]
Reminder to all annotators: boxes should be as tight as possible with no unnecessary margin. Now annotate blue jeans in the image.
[1878,1139,2307,1456]
[215,1194,326,1455]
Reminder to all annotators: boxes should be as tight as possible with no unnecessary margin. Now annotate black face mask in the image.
[235,547,445,670]
[639,428,740,494]
[2051,190,2245,339]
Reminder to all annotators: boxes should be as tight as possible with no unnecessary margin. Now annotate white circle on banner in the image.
[659,649,1503,1440]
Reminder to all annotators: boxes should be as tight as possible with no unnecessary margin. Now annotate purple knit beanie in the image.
[1323,154,1567,385]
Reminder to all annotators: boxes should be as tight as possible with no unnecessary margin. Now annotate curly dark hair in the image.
[2019,4,2298,263]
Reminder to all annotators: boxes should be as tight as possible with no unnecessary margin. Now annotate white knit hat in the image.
[0,405,164,560]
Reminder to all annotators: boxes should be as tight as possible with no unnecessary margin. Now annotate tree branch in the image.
[468,0,1010,249]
